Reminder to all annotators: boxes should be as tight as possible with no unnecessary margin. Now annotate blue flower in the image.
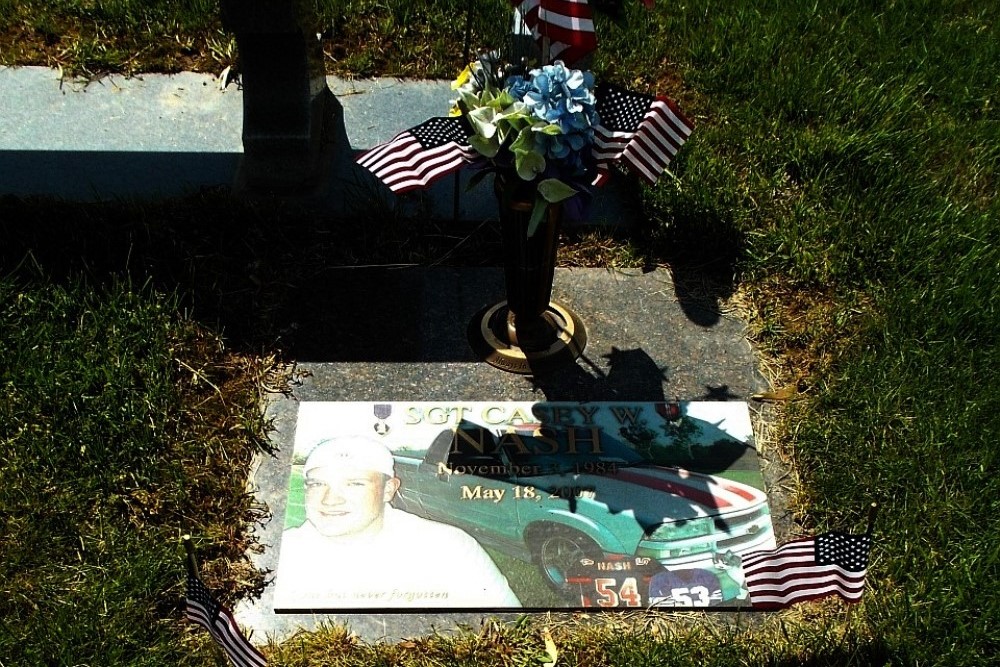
[505,75,533,102]
[504,61,599,172]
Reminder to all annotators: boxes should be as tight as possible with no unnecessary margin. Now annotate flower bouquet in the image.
[355,37,693,373]
[441,55,604,372]
[450,54,601,235]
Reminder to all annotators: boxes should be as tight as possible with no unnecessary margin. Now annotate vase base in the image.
[468,301,587,375]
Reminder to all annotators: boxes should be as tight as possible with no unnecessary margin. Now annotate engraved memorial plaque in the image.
[272,401,776,611]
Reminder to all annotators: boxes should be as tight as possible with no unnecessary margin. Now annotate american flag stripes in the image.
[741,532,871,610]
[511,0,597,66]
[357,87,692,193]
[356,117,482,193]
[186,572,267,667]
[592,84,694,185]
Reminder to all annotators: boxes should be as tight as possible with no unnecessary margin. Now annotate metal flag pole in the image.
[865,502,879,536]
[462,0,474,62]
[540,0,552,64]
[453,0,477,223]
[182,534,200,579]
[843,501,878,633]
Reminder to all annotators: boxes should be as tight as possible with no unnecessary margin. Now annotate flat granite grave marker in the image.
[234,267,787,643]
[272,400,775,612]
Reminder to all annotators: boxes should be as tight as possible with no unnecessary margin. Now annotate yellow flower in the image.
[451,65,472,90]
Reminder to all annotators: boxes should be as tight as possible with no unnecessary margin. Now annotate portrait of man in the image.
[273,435,522,609]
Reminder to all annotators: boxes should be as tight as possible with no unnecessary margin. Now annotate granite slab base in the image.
[234,267,769,643]
[0,68,638,228]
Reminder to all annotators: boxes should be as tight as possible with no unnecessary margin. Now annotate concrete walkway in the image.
[0,67,459,204]
[0,66,633,224]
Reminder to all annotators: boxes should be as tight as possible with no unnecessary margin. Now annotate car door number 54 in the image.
[594,577,642,607]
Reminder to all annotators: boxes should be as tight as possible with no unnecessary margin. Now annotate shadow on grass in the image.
[771,637,896,667]
[1,166,748,362]
[628,178,745,330]
[0,189,505,359]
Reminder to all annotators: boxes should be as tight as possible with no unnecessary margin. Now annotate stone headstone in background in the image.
[220,0,338,193]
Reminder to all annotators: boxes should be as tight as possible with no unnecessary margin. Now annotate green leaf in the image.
[458,89,481,110]
[470,133,500,158]
[467,106,499,138]
[495,103,531,130]
[494,90,517,108]
[538,178,578,203]
[526,196,548,237]
[516,152,546,181]
[512,128,545,180]
[535,121,564,136]
[510,126,535,153]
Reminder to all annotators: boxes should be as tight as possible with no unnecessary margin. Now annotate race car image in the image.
[276,400,776,610]
[391,416,775,595]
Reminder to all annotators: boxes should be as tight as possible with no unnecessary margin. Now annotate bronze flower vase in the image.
[468,177,587,374]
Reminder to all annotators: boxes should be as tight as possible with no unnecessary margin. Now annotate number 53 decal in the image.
[649,586,717,607]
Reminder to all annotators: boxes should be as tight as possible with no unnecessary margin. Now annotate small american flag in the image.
[356,117,482,194]
[186,572,267,667]
[741,532,871,610]
[592,84,694,185]
[511,0,597,66]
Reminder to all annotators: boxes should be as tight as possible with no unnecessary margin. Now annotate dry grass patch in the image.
[168,322,293,602]
[257,604,886,666]
[736,277,874,401]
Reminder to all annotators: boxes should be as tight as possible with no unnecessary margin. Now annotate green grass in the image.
[599,2,1000,664]
[0,279,180,664]
[3,0,1000,665]
[314,0,511,78]
[0,274,272,665]
[0,0,229,75]
[0,0,512,77]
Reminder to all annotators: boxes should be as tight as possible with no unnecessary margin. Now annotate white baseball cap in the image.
[304,436,396,477]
